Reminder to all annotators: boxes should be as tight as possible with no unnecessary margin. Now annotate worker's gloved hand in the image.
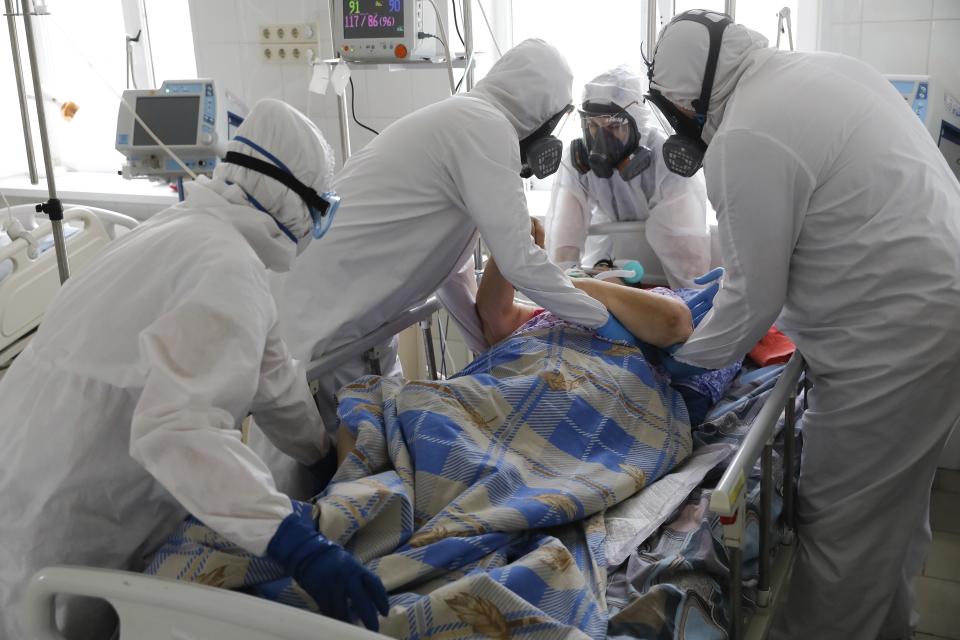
[267,511,389,630]
[686,267,725,327]
[308,449,339,497]
[564,266,590,279]
[659,342,710,379]
[596,314,640,347]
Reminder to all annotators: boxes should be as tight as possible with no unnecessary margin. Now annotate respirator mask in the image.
[569,101,652,181]
[644,10,732,178]
[519,104,574,179]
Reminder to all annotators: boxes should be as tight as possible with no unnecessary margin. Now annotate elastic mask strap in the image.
[225,179,299,244]
[223,151,331,217]
[669,11,732,121]
[520,103,574,162]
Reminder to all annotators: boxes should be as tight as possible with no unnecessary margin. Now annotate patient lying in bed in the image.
[147,249,739,639]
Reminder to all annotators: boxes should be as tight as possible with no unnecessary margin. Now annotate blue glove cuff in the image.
[267,511,337,572]
[596,314,641,347]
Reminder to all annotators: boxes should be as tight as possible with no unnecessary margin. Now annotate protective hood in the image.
[648,14,772,142]
[582,65,664,141]
[214,98,335,241]
[469,38,573,139]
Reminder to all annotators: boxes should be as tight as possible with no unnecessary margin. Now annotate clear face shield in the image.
[570,101,652,181]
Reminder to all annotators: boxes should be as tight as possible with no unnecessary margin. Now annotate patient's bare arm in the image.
[475,256,540,346]
[572,278,693,348]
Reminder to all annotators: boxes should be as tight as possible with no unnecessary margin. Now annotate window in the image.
[511,0,658,189]
[733,0,799,50]
[0,0,195,176]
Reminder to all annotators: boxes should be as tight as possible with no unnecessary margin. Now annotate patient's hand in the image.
[530,216,545,249]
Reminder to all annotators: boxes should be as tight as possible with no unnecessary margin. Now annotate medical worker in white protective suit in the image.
[0,99,387,640]
[645,10,960,640]
[545,66,711,288]
[275,38,609,426]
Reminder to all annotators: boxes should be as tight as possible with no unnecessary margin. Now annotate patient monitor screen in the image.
[133,96,200,146]
[343,0,404,39]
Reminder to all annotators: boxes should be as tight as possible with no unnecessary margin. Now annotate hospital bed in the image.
[22,357,805,640]
[0,204,137,367]
[586,219,723,287]
[20,214,801,639]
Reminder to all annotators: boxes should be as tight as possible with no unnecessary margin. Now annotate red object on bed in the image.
[749,326,796,366]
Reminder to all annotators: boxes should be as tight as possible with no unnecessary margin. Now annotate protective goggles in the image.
[578,101,639,142]
[309,191,340,239]
[223,135,340,240]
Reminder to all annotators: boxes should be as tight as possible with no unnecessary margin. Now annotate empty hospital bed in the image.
[0,204,137,367]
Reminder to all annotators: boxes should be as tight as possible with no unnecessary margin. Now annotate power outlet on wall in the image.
[260,23,319,64]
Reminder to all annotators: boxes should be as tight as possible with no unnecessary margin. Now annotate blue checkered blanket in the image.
[147,313,696,639]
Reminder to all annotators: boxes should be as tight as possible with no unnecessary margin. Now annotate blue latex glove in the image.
[686,267,725,327]
[267,511,389,630]
[658,341,711,380]
[660,351,711,379]
[595,314,641,347]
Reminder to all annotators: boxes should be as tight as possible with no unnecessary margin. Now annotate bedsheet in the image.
[605,364,804,640]
[147,313,697,639]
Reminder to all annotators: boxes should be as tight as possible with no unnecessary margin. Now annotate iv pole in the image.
[776,6,794,51]
[17,0,70,283]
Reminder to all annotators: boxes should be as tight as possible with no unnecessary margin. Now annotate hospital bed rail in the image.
[305,296,444,382]
[0,204,137,366]
[22,565,386,640]
[709,352,806,640]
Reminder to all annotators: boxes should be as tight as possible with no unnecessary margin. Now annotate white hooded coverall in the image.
[545,66,712,288]
[651,15,960,640]
[274,38,609,388]
[0,99,334,639]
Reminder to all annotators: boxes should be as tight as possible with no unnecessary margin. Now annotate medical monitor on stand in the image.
[332,0,440,62]
[115,79,230,180]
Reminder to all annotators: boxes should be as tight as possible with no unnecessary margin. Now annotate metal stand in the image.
[776,7,794,51]
[5,0,38,184]
[15,0,69,284]
[418,318,439,380]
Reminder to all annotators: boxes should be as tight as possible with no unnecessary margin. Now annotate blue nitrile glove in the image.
[267,511,389,630]
[595,314,641,347]
[308,449,339,496]
[686,267,725,327]
[660,342,710,379]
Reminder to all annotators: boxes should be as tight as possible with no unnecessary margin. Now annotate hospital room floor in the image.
[917,468,960,640]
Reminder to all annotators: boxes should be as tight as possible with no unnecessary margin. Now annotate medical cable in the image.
[424,0,456,94]
[125,29,141,89]
[450,0,465,47]
[44,14,198,180]
[348,77,380,136]
[475,0,501,57]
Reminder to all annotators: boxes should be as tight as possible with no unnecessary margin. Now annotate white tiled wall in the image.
[188,0,453,166]
[818,0,960,107]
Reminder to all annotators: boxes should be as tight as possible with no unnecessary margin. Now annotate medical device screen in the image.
[342,0,404,39]
[133,96,200,146]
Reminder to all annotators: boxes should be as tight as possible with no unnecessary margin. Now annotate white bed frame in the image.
[0,204,137,365]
